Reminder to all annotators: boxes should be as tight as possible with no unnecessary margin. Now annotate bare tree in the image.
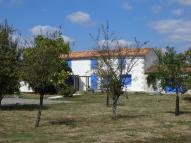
[90,23,147,119]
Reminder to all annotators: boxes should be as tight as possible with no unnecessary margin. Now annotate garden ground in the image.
[1,93,191,143]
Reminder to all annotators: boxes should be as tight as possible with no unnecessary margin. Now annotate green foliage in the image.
[53,68,75,96]
[185,48,191,89]
[147,73,158,90]
[58,85,75,97]
[22,35,70,95]
[186,48,191,64]
[0,20,21,104]
[147,47,187,93]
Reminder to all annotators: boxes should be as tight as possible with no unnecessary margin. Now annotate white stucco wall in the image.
[71,59,91,91]
[71,59,91,76]
[104,57,147,92]
[79,77,88,91]
[19,81,33,93]
[70,50,157,92]
[71,57,147,92]
[127,58,145,92]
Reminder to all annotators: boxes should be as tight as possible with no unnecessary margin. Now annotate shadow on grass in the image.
[183,96,191,102]
[0,104,49,111]
[165,111,191,115]
[117,114,146,119]
[49,118,79,127]
[133,135,191,143]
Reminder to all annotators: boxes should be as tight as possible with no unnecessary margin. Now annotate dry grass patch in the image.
[1,93,191,143]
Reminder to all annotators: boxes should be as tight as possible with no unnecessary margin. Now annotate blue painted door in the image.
[91,74,97,91]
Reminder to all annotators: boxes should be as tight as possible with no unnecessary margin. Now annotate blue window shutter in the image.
[91,74,97,90]
[67,60,72,68]
[122,74,132,86]
[91,59,97,69]
[166,85,172,93]
[166,85,185,93]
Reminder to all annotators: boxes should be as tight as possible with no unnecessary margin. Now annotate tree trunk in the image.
[0,94,3,108]
[35,94,44,128]
[112,96,118,119]
[106,93,109,106]
[175,92,180,116]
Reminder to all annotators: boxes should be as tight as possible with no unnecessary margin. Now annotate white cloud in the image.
[31,25,74,44]
[31,25,59,36]
[151,19,191,42]
[123,2,132,11]
[61,35,75,44]
[177,0,191,5]
[98,39,132,48]
[11,34,34,48]
[152,5,163,14]
[67,11,92,25]
[117,40,133,47]
[172,8,184,16]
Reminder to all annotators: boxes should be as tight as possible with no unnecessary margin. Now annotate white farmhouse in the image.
[19,48,158,93]
[66,48,157,93]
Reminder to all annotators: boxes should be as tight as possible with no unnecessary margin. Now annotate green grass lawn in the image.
[1,93,191,143]
[16,93,41,99]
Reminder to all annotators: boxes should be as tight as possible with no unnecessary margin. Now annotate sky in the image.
[0,0,191,52]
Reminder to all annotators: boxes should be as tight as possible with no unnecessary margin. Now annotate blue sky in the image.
[0,0,191,52]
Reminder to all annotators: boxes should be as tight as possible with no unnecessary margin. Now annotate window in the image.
[121,74,132,86]
[91,59,97,69]
[67,60,72,68]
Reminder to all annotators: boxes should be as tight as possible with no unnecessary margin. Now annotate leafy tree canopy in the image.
[147,47,186,92]
[22,33,71,127]
[22,35,70,95]
[147,47,189,116]
[0,20,21,106]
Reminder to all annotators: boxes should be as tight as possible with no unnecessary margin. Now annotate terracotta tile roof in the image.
[66,48,152,60]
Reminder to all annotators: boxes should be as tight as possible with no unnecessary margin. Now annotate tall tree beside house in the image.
[185,48,191,89]
[0,21,21,107]
[22,34,70,127]
[90,23,146,119]
[147,47,187,116]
